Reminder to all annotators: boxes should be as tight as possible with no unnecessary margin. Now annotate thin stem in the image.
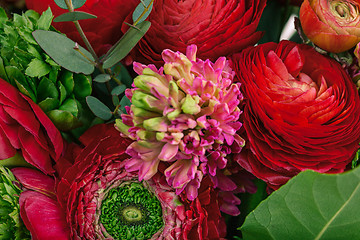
[64,0,100,63]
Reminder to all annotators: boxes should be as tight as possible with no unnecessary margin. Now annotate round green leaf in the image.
[93,74,111,83]
[241,167,360,240]
[54,0,87,10]
[32,30,95,74]
[86,96,112,120]
[111,85,126,95]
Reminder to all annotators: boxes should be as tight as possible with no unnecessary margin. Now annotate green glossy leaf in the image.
[241,167,360,240]
[5,66,36,101]
[54,0,87,10]
[59,98,78,116]
[47,109,82,131]
[132,0,153,25]
[0,56,8,81]
[60,70,74,93]
[58,81,67,104]
[0,8,8,24]
[111,85,126,95]
[37,7,53,30]
[53,11,97,22]
[73,74,92,98]
[25,58,51,77]
[38,98,59,112]
[86,96,112,120]
[32,30,95,74]
[93,74,111,83]
[102,21,151,69]
[37,77,59,101]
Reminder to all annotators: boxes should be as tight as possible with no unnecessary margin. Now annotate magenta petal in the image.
[12,167,56,198]
[18,128,54,174]
[158,143,178,161]
[0,127,16,159]
[20,191,70,240]
[26,96,64,161]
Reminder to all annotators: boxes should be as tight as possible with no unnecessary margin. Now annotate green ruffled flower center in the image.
[100,182,163,240]
[330,0,359,23]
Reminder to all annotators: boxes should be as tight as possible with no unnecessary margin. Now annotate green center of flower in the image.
[100,182,163,240]
[330,1,359,22]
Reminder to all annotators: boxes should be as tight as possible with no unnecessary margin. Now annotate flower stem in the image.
[64,0,100,63]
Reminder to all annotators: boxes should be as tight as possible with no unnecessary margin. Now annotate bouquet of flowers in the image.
[1,0,360,239]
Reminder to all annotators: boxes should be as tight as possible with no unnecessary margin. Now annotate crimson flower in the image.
[130,0,266,66]
[14,124,228,239]
[0,78,63,174]
[232,40,360,189]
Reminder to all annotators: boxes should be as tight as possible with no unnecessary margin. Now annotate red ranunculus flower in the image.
[0,78,63,175]
[232,40,360,189]
[15,124,227,239]
[130,0,266,66]
[25,0,138,56]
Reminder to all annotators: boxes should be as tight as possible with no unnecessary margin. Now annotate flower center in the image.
[330,0,359,23]
[100,182,164,240]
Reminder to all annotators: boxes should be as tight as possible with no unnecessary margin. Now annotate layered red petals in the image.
[19,191,70,240]
[25,0,138,56]
[232,41,360,188]
[0,79,63,174]
[131,0,266,65]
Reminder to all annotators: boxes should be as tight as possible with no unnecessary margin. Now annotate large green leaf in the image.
[32,30,95,74]
[102,21,151,69]
[241,167,360,240]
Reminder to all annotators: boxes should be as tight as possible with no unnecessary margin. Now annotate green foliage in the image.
[54,0,87,10]
[102,21,151,69]
[32,30,95,74]
[132,0,153,25]
[86,96,112,120]
[0,167,30,240]
[53,11,97,23]
[0,7,93,131]
[241,167,360,240]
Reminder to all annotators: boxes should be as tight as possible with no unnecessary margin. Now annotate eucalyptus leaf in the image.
[132,0,153,25]
[241,167,360,240]
[32,30,95,74]
[53,11,97,23]
[54,0,87,10]
[111,85,126,95]
[86,96,112,120]
[93,74,111,83]
[102,21,151,69]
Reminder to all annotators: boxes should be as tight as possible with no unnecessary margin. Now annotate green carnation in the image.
[0,7,92,131]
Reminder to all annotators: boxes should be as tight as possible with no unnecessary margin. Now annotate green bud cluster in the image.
[100,182,163,240]
[0,8,92,131]
[0,167,30,240]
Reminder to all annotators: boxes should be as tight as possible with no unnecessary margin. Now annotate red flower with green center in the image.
[15,124,228,239]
